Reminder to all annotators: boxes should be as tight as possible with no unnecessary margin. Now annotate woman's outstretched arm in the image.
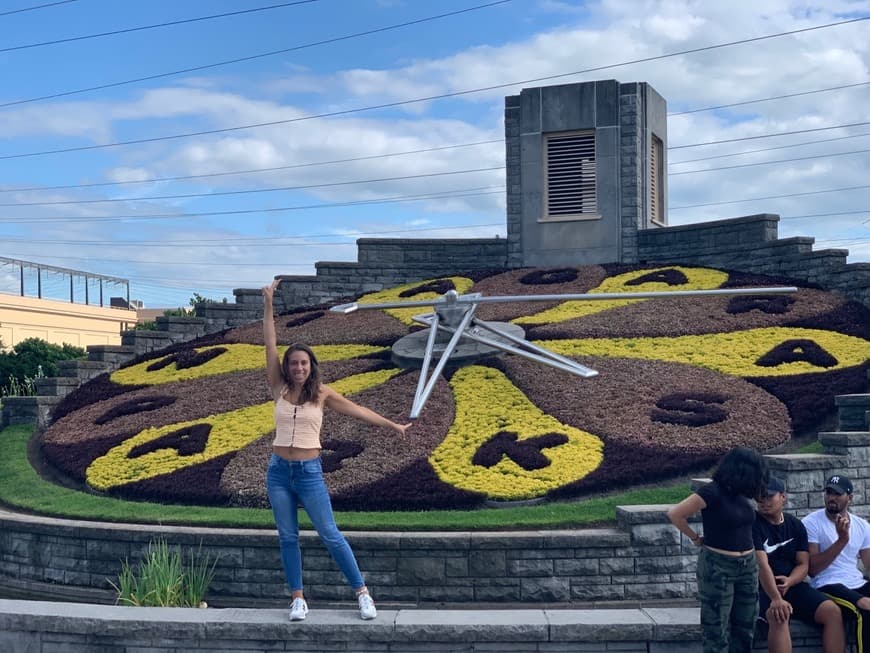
[262,279,283,391]
[322,385,411,436]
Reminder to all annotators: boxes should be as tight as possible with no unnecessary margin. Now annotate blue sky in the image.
[0,0,868,308]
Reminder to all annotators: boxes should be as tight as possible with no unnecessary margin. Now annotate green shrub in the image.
[108,537,217,607]
[133,321,159,331]
[0,338,85,393]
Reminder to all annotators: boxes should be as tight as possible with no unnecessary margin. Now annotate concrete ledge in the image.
[0,599,834,652]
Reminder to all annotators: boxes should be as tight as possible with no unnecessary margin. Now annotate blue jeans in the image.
[265,454,365,593]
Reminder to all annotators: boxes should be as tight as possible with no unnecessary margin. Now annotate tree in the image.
[0,338,85,393]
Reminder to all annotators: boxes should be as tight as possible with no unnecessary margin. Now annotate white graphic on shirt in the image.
[763,538,794,555]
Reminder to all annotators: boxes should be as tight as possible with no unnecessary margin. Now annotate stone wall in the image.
[260,214,868,312]
[258,237,507,312]
[638,213,870,307]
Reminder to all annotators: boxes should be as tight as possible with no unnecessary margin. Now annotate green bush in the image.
[0,338,84,397]
[108,537,217,607]
[133,321,159,331]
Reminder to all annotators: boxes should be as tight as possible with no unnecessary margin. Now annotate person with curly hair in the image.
[668,446,770,652]
[262,279,411,622]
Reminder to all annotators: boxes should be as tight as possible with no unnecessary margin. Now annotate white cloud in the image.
[1,0,868,307]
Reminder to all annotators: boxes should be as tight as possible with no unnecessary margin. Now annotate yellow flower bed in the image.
[111,343,387,387]
[538,327,870,377]
[514,266,729,324]
[87,368,402,490]
[357,276,475,325]
[430,366,604,500]
[329,368,403,396]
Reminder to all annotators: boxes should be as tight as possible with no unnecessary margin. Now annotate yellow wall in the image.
[0,294,138,350]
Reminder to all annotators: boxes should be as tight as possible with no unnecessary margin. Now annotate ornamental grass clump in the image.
[108,537,217,607]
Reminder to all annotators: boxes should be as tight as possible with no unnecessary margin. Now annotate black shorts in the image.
[759,581,830,623]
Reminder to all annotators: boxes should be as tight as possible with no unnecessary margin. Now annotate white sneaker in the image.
[289,597,308,621]
[358,592,377,620]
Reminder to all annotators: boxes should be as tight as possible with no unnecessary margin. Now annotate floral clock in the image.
[41,265,870,510]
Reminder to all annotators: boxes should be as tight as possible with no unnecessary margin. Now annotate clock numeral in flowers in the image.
[727,295,796,315]
[472,431,569,470]
[650,392,729,427]
[128,423,212,459]
[755,339,838,368]
[624,268,689,286]
[146,347,228,372]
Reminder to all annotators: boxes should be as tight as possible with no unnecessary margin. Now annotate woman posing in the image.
[262,279,411,621]
[667,446,770,652]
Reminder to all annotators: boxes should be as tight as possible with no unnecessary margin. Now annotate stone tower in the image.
[504,80,668,267]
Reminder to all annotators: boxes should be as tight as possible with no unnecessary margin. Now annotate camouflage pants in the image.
[697,547,759,653]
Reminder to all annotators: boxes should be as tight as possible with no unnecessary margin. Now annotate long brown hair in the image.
[281,343,321,405]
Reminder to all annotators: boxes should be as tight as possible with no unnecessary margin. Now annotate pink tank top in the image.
[273,386,323,449]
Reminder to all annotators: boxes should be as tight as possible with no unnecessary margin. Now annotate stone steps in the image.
[0,599,837,653]
[836,393,870,431]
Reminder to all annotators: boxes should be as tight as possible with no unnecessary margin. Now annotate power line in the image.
[2,83,866,194]
[0,135,865,215]
[671,211,868,225]
[1,124,861,195]
[3,221,505,248]
[669,184,870,210]
[2,16,866,158]
[667,81,870,116]
[5,134,866,207]
[0,167,505,207]
[0,0,513,109]
[669,132,870,165]
[816,236,870,244]
[0,0,76,17]
[780,209,869,220]
[669,147,870,175]
[0,1,319,54]
[670,121,870,150]
[0,185,505,224]
[0,140,502,194]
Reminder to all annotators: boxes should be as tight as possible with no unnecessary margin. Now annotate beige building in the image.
[0,293,137,349]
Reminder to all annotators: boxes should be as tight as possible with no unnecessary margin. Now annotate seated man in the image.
[755,476,844,652]
[803,474,870,650]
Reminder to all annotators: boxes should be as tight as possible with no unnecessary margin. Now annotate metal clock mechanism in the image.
[331,284,797,418]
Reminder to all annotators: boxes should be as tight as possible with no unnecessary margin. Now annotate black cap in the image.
[825,474,853,495]
[766,476,785,495]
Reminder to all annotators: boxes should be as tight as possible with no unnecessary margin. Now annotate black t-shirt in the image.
[696,481,755,551]
[753,512,808,577]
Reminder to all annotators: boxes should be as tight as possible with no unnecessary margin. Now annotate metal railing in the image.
[0,256,130,308]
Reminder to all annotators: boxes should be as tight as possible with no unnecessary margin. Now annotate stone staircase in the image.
[0,296,269,428]
[762,376,870,516]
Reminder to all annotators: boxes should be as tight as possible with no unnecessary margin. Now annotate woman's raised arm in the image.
[262,279,283,391]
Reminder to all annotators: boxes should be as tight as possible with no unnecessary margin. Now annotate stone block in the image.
[520,88,542,134]
[474,581,521,602]
[548,608,654,643]
[468,551,505,577]
[600,557,634,575]
[507,558,553,577]
[553,558,599,575]
[393,609,548,643]
[634,555,686,574]
[629,524,680,547]
[520,576,571,601]
[571,582,626,601]
[397,557,445,585]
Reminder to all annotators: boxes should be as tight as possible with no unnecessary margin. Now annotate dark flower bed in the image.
[39,265,870,510]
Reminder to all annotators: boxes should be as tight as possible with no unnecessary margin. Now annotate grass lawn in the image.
[0,424,692,530]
